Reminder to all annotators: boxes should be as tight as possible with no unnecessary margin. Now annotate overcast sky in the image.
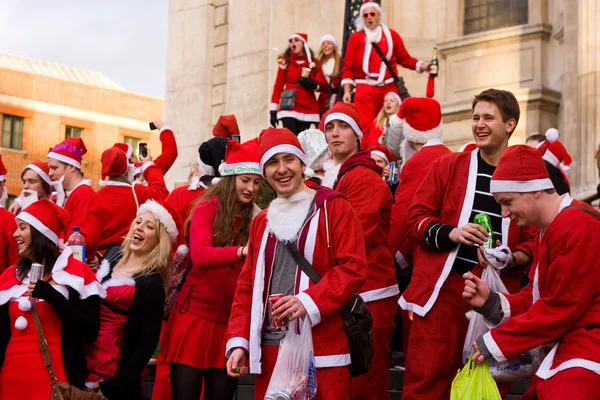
[0,0,169,98]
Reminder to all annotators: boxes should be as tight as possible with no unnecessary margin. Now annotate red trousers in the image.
[351,296,397,400]
[254,345,351,400]
[522,368,600,400]
[354,83,398,132]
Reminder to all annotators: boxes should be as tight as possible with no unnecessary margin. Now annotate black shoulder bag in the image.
[368,33,411,101]
[283,241,374,377]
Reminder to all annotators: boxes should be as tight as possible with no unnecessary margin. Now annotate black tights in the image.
[170,363,238,400]
[280,118,313,136]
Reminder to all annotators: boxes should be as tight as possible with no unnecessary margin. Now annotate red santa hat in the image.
[490,145,554,193]
[137,200,182,243]
[360,1,383,14]
[539,128,572,172]
[370,145,395,165]
[0,155,7,181]
[101,147,128,179]
[213,114,240,138]
[47,138,87,169]
[390,97,442,143]
[218,139,261,176]
[320,34,338,49]
[458,142,478,152]
[113,143,133,160]
[24,160,52,185]
[16,199,70,245]
[321,102,364,140]
[259,127,307,175]
[288,32,315,68]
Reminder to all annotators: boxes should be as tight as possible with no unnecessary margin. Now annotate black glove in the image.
[299,77,318,90]
[270,111,278,128]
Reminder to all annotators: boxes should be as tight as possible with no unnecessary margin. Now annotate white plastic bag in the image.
[264,317,317,400]
[462,266,540,382]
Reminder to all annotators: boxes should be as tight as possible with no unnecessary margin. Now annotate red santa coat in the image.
[63,182,103,262]
[401,150,538,316]
[152,127,178,175]
[389,140,451,268]
[226,187,367,373]
[482,196,600,382]
[97,164,169,251]
[164,184,205,223]
[270,52,328,123]
[361,121,385,148]
[334,150,398,302]
[0,208,18,273]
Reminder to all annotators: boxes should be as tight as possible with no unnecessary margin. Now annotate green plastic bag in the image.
[450,358,502,400]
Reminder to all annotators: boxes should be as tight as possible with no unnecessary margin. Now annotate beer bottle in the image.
[430,47,439,78]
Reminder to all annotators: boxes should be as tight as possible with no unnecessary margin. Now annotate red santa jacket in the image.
[334,150,398,302]
[389,141,451,268]
[97,164,169,251]
[152,127,178,175]
[0,208,18,274]
[63,182,103,262]
[164,184,205,223]
[482,196,600,380]
[270,52,328,123]
[401,150,538,316]
[226,187,367,373]
[342,24,419,87]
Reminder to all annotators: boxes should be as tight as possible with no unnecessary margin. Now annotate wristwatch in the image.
[508,254,517,269]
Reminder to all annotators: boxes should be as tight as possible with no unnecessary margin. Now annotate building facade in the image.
[165,0,599,197]
[0,53,164,198]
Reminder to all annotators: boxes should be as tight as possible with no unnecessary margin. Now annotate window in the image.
[1,114,24,150]
[464,0,528,36]
[65,126,83,139]
[123,136,141,156]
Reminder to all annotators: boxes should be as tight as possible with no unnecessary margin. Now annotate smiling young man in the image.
[321,102,398,399]
[225,127,367,400]
[399,89,538,399]
[463,145,600,399]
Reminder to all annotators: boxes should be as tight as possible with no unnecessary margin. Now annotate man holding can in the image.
[225,127,368,399]
[400,89,538,399]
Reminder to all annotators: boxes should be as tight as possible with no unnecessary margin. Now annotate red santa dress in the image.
[400,149,537,400]
[0,207,18,273]
[226,187,367,400]
[63,181,103,262]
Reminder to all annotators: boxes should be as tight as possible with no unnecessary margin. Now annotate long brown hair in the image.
[317,50,341,78]
[185,176,254,247]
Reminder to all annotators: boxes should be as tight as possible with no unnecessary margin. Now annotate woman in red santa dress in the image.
[163,140,262,400]
[316,34,341,116]
[85,199,179,400]
[270,32,328,136]
[361,91,402,148]
[0,199,104,399]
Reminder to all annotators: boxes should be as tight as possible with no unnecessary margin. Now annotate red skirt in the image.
[162,303,229,369]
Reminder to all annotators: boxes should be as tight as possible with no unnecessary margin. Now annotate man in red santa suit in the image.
[96,146,169,255]
[463,145,600,399]
[341,1,430,131]
[225,127,367,399]
[400,89,538,399]
[0,157,17,273]
[47,138,103,266]
[321,102,398,399]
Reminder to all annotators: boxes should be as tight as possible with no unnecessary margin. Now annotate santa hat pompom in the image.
[304,167,315,178]
[18,298,32,312]
[15,316,28,330]
[99,179,108,187]
[309,61,316,69]
[561,165,570,173]
[176,244,189,258]
[211,177,221,185]
[545,128,559,143]
[389,114,402,128]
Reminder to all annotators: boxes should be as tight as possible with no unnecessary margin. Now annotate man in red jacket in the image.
[464,145,600,399]
[341,2,430,131]
[226,127,367,399]
[400,89,538,399]
[47,138,103,265]
[321,102,397,399]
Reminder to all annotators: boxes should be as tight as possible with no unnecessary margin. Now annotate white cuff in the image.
[296,292,321,326]
[159,126,173,138]
[140,161,155,174]
[415,60,425,75]
[14,195,23,207]
[269,103,278,111]
[395,251,409,269]
[341,78,355,87]
[225,337,249,358]
[482,331,509,363]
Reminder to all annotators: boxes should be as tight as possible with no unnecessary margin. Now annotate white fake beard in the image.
[0,186,7,208]
[266,190,313,242]
[321,160,341,188]
[54,176,66,207]
[365,25,382,43]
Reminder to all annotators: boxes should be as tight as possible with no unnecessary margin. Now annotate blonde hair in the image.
[317,49,341,78]
[375,93,400,129]
[118,216,173,287]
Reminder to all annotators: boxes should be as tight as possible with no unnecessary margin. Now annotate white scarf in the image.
[266,190,313,242]
[321,159,342,188]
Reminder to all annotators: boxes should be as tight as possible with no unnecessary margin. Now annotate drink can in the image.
[387,161,399,184]
[474,213,494,248]
[268,294,288,330]
[275,390,292,400]
[264,393,277,400]
[30,263,43,282]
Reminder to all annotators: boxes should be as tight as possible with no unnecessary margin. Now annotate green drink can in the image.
[474,213,494,249]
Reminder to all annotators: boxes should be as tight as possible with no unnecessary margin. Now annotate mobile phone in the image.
[149,122,157,130]
[139,143,148,158]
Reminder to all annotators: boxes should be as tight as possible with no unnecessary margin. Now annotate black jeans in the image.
[280,118,313,136]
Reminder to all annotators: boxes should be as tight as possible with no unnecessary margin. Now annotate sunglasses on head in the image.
[363,12,376,18]
[289,38,301,43]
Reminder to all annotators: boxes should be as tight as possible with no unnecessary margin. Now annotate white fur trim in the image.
[324,112,363,140]
[561,164,570,173]
[269,103,278,111]
[359,284,399,302]
[15,315,28,330]
[138,200,179,242]
[360,2,382,14]
[490,178,554,194]
[542,150,560,168]
[304,167,315,178]
[219,162,261,176]
[545,128,559,143]
[211,177,222,185]
[321,160,341,189]
[96,259,111,282]
[341,78,355,87]
[296,292,321,326]
[386,91,402,105]
[0,284,28,306]
[482,331,509,363]
[535,342,600,380]
[276,110,320,123]
[371,150,389,165]
[24,164,52,185]
[320,34,338,48]
[103,277,136,289]
[17,211,59,244]
[47,152,81,169]
[378,135,385,145]
[159,126,173,139]
[260,144,307,175]
[225,337,250,358]
[139,161,154,174]
[315,354,352,368]
[362,24,392,84]
[266,191,313,242]
[18,297,32,312]
[0,175,5,182]
[415,60,425,75]
[249,228,270,373]
[402,120,443,144]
